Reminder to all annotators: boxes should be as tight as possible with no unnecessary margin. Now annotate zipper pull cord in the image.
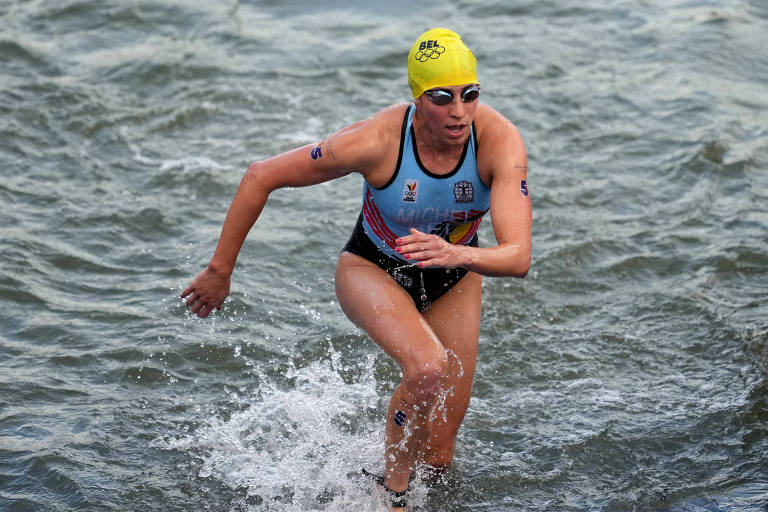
[419,271,428,306]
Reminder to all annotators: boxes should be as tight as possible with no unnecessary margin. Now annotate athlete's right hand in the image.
[181,266,231,318]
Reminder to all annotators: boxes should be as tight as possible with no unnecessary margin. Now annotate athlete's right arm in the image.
[181,104,403,318]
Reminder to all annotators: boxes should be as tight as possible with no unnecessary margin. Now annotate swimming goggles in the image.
[424,84,481,106]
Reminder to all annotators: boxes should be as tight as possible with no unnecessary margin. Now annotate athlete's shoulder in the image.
[377,101,413,118]
[323,103,410,175]
[338,102,409,143]
[349,103,411,151]
[366,102,412,132]
[473,104,526,183]
[473,104,524,157]
[474,104,519,137]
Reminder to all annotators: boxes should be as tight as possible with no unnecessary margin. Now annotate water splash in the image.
[158,360,402,511]
[428,349,464,424]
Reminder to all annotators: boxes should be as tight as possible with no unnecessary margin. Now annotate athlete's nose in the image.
[449,96,466,118]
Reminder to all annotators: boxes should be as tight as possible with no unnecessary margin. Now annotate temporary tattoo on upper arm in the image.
[515,163,529,196]
[324,136,338,160]
[310,137,338,161]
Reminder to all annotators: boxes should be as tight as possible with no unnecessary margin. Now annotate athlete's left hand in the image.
[395,229,469,269]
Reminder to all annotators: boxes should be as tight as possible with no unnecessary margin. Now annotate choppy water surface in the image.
[1,0,767,510]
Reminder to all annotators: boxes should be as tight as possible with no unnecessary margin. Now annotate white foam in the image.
[158,155,227,173]
[161,356,404,511]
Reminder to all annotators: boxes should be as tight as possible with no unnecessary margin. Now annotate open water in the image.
[2,0,768,510]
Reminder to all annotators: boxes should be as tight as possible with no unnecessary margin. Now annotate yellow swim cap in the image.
[407,28,478,99]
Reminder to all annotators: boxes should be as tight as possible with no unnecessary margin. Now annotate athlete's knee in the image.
[404,353,448,406]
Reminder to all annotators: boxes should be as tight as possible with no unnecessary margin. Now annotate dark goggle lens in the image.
[461,86,480,102]
[425,85,480,105]
[425,90,453,105]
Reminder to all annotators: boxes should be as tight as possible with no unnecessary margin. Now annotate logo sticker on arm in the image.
[393,410,407,427]
[310,146,323,160]
[520,180,529,197]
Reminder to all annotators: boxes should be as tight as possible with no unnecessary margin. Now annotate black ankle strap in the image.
[362,468,408,508]
[386,486,407,508]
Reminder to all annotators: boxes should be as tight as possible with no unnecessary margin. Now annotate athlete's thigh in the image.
[335,252,445,373]
[423,271,482,428]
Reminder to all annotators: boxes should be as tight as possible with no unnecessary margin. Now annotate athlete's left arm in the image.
[473,112,531,277]
[397,108,531,277]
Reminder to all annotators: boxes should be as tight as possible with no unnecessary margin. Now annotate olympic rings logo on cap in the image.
[414,40,445,62]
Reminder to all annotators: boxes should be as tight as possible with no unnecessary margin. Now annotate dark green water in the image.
[1,1,767,510]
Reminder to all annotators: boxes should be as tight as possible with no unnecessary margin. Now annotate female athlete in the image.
[182,28,531,510]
